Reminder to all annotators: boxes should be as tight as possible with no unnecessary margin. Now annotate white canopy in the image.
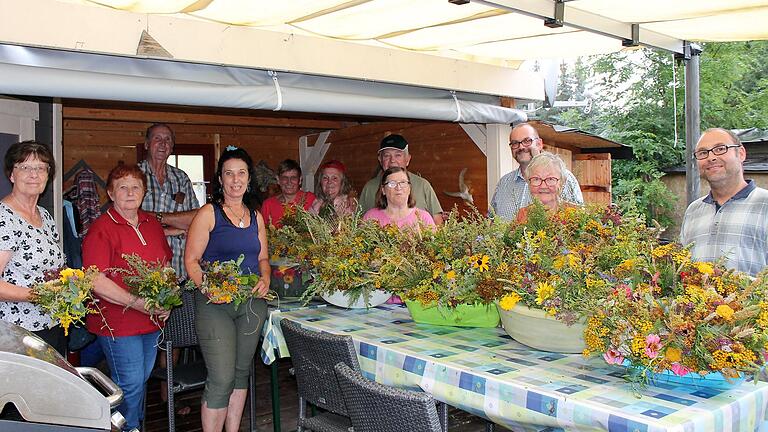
[1,0,766,121]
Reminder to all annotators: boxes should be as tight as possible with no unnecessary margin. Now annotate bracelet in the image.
[156,212,164,224]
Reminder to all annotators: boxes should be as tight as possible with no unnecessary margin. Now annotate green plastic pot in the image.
[405,301,500,327]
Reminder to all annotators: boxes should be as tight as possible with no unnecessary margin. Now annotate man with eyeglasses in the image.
[359,134,444,224]
[680,128,768,277]
[489,123,583,220]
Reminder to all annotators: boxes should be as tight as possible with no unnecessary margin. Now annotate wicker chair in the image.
[147,290,207,432]
[334,362,443,432]
[280,319,359,432]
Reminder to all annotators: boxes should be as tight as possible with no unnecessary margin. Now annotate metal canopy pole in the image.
[683,43,703,205]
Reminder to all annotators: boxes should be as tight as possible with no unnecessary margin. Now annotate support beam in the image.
[475,0,684,54]
[684,44,702,205]
[53,101,63,248]
[299,131,332,191]
[485,124,513,204]
[460,124,487,157]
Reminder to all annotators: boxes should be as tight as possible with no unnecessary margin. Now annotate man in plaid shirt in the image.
[680,128,768,277]
[138,123,200,415]
[490,122,583,220]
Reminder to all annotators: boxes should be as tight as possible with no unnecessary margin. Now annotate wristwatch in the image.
[156,212,164,224]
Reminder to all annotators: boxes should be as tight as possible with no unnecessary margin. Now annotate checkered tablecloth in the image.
[259,303,768,432]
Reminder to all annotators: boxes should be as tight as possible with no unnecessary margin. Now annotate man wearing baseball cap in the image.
[359,134,444,224]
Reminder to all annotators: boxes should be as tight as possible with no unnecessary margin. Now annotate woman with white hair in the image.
[516,152,580,223]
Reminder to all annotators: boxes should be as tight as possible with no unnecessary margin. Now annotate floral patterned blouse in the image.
[0,202,65,331]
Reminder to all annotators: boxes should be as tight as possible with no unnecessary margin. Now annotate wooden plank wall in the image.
[61,106,323,203]
[324,122,488,215]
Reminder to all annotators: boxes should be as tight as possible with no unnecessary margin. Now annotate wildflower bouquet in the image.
[115,254,183,312]
[29,267,100,336]
[195,254,274,308]
[298,212,390,306]
[268,205,314,266]
[584,242,768,387]
[497,203,653,325]
[377,210,508,310]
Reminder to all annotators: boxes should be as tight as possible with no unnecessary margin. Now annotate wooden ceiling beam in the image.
[63,106,352,130]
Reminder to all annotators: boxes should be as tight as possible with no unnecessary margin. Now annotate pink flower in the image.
[670,363,691,376]
[603,348,625,365]
[644,334,661,359]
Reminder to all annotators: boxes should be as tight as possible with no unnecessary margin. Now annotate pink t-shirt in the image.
[362,207,435,229]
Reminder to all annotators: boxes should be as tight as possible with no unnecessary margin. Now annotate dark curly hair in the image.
[212,147,259,211]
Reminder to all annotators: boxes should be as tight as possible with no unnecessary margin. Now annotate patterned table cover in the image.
[259,303,768,432]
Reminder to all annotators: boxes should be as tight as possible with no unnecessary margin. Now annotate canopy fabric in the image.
[0,44,527,124]
[64,0,768,64]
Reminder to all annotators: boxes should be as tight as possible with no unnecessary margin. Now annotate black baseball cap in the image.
[379,134,409,152]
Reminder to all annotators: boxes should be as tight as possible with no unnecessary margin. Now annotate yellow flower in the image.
[665,347,682,362]
[535,281,555,305]
[694,261,714,276]
[716,304,735,321]
[59,268,80,283]
[470,255,490,272]
[446,270,456,280]
[499,293,521,310]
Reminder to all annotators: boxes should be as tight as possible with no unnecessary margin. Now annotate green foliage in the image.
[531,41,768,228]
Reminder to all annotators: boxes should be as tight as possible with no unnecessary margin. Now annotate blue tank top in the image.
[201,204,262,275]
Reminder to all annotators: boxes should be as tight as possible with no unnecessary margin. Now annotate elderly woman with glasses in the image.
[0,141,66,354]
[363,167,435,229]
[515,152,580,223]
[261,159,315,227]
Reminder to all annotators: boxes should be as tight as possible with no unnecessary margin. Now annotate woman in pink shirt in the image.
[363,167,435,229]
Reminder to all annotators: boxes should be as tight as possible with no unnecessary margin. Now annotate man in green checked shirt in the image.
[138,122,200,416]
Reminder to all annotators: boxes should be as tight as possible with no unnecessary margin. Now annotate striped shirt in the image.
[680,180,768,277]
[138,160,200,279]
[489,167,583,221]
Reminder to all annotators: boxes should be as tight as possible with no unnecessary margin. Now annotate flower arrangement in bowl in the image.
[268,206,315,298]
[376,210,506,326]
[29,266,100,336]
[584,242,768,390]
[114,254,183,313]
[193,254,275,309]
[297,212,391,308]
[495,203,654,351]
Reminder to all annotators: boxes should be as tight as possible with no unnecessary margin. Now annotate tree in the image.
[530,41,768,228]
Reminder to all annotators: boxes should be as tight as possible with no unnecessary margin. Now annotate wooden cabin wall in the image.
[61,106,319,203]
[324,122,487,215]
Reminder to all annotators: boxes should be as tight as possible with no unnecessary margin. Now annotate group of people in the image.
[261,132,443,230]
[0,120,766,431]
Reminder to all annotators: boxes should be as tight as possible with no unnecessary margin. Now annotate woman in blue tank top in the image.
[185,147,270,431]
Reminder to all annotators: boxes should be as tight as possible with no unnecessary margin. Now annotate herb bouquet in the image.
[584,242,768,389]
[195,254,275,308]
[376,210,506,326]
[116,254,183,313]
[298,212,391,308]
[494,203,653,352]
[29,266,100,336]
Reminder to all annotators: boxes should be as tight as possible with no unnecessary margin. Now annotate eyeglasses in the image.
[528,176,559,187]
[384,180,411,189]
[509,137,539,149]
[279,175,300,183]
[693,144,741,160]
[14,164,50,175]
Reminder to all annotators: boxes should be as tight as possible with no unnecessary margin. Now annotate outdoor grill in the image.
[0,320,127,431]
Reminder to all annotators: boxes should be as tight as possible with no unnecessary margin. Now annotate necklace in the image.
[226,203,246,228]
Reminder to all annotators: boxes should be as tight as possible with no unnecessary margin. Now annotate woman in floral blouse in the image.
[0,141,66,353]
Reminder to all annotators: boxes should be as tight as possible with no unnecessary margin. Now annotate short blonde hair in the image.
[525,152,566,195]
